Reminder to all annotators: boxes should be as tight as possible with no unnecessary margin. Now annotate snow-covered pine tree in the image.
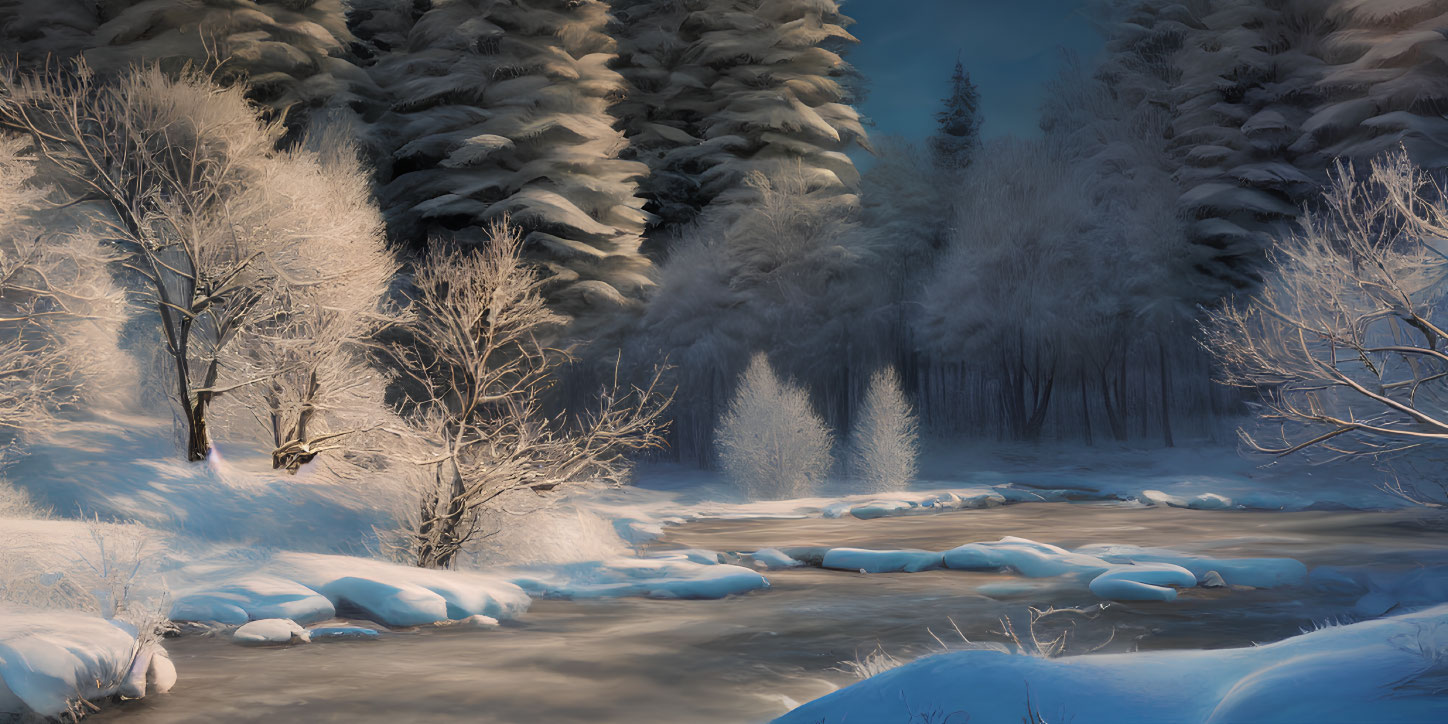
[609,0,703,233]
[368,0,653,321]
[929,60,982,172]
[685,0,868,207]
[1168,0,1327,293]
[1305,0,1448,169]
[80,0,368,116]
[611,0,867,231]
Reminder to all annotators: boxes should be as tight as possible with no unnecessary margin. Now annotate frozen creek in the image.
[91,503,1448,723]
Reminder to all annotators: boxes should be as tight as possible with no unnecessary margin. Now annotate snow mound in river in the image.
[0,608,168,718]
[505,552,768,600]
[172,552,531,628]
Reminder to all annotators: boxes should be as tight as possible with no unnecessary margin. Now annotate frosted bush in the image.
[851,368,919,493]
[0,476,46,519]
[716,354,832,500]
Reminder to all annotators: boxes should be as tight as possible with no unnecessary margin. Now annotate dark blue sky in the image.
[845,0,1103,142]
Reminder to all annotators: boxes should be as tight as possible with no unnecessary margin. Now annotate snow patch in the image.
[777,605,1448,723]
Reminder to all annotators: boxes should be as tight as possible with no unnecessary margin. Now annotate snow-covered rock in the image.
[119,642,175,698]
[233,618,309,645]
[0,609,160,718]
[170,574,335,626]
[749,548,803,570]
[507,556,768,600]
[821,548,943,573]
[174,552,531,628]
[942,537,1110,578]
[1078,544,1309,589]
[1088,563,1198,602]
[777,605,1448,723]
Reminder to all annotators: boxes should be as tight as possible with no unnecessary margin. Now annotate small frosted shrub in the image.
[851,368,919,492]
[716,354,832,499]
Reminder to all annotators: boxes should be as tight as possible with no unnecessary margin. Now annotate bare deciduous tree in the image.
[1204,150,1448,483]
[2,63,397,466]
[392,220,670,569]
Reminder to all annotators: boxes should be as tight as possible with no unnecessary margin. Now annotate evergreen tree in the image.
[609,0,700,232]
[367,0,653,321]
[1305,0,1448,168]
[610,0,868,235]
[81,0,370,117]
[1168,0,1325,293]
[929,60,982,171]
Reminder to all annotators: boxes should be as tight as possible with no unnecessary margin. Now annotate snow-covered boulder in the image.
[0,609,162,718]
[1077,544,1308,589]
[942,537,1111,578]
[821,548,943,573]
[170,574,335,626]
[507,556,768,600]
[1089,563,1198,602]
[173,552,531,628]
[749,548,803,570]
[233,619,310,645]
[119,642,175,698]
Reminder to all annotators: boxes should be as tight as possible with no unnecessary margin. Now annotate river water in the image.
[92,503,1448,723]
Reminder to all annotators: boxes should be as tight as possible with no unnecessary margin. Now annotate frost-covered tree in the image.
[716,353,832,500]
[0,133,125,434]
[367,0,653,321]
[633,166,887,460]
[80,0,368,116]
[919,141,1092,441]
[215,122,399,473]
[1,63,388,462]
[930,60,982,172]
[850,368,918,493]
[390,220,669,569]
[1204,150,1448,503]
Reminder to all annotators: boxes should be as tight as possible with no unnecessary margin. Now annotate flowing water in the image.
[92,503,1448,723]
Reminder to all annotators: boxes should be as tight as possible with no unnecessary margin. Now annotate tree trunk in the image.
[1158,337,1174,448]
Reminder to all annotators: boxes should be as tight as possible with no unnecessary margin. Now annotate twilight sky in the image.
[845,0,1104,142]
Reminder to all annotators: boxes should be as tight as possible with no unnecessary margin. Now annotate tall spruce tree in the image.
[609,0,868,237]
[930,60,982,171]
[1168,0,1325,292]
[1305,0,1448,168]
[609,0,700,233]
[367,0,654,321]
[77,0,370,117]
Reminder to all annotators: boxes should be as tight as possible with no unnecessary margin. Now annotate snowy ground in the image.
[777,604,1448,723]
[3,425,1444,720]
